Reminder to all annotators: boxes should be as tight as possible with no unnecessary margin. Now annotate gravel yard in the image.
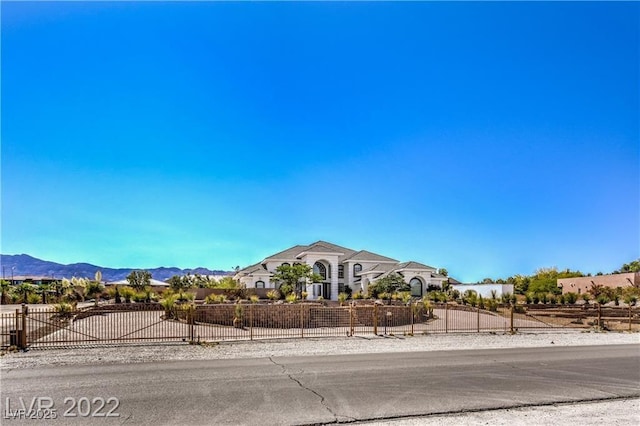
[1,329,638,370]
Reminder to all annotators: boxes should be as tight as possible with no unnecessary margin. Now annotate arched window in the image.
[353,264,362,276]
[281,262,290,267]
[410,278,423,297]
[313,262,327,281]
[255,280,265,289]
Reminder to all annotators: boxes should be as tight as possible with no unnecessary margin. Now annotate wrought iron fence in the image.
[1,301,638,350]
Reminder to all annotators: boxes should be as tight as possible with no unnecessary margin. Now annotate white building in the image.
[450,283,514,299]
[234,241,447,301]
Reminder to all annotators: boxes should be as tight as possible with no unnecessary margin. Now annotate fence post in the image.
[20,304,28,349]
[188,306,195,342]
[349,303,354,337]
[300,303,304,338]
[250,303,254,341]
[373,304,378,335]
[445,302,448,333]
[510,304,514,334]
[410,304,414,336]
[13,308,20,348]
[477,304,480,333]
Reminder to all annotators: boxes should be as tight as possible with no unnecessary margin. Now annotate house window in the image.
[353,264,362,276]
[410,278,423,297]
[338,265,344,279]
[255,280,265,289]
[313,262,327,281]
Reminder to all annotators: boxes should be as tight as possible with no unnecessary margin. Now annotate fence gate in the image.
[14,304,191,348]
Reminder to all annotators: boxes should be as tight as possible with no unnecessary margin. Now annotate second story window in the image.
[353,263,362,276]
[313,262,327,281]
[338,265,344,279]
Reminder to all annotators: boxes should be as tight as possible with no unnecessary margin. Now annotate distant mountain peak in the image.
[0,254,231,281]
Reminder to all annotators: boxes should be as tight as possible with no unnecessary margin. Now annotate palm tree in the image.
[15,283,35,303]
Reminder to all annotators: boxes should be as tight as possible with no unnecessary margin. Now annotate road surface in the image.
[1,344,638,425]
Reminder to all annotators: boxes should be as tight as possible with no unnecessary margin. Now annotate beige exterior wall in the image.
[557,273,639,295]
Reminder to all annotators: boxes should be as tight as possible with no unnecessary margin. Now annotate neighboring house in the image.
[108,278,170,292]
[234,240,446,301]
[557,272,639,295]
[451,283,514,299]
[6,275,59,286]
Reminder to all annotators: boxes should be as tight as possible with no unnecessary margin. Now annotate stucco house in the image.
[234,241,447,301]
[557,272,639,295]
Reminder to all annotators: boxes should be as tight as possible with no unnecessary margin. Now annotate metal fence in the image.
[1,302,638,349]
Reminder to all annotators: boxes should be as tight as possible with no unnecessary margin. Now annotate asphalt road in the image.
[1,344,638,425]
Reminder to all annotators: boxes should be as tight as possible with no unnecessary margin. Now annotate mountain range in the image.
[0,254,231,282]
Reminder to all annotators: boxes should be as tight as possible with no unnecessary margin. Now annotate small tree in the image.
[127,270,152,292]
[86,271,105,306]
[271,264,322,296]
[368,273,409,298]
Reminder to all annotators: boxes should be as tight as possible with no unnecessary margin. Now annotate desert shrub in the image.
[119,287,136,303]
[549,294,557,305]
[204,294,220,304]
[557,294,565,305]
[596,294,610,305]
[565,292,578,304]
[352,291,364,300]
[338,292,348,305]
[540,293,548,304]
[463,290,478,307]
[400,292,412,304]
[267,290,280,301]
[160,295,178,318]
[285,293,297,303]
[581,293,591,304]
[250,294,260,303]
[301,291,308,300]
[378,292,391,301]
[27,293,41,304]
[525,293,533,304]
[53,302,74,320]
[485,298,498,312]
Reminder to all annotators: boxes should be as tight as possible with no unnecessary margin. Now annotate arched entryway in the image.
[313,261,332,299]
[410,277,423,297]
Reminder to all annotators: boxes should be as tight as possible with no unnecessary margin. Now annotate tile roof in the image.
[393,261,436,271]
[342,250,398,263]
[236,263,269,275]
[264,241,357,262]
[358,263,396,275]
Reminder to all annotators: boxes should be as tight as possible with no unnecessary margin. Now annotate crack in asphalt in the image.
[300,395,640,425]
[268,356,356,423]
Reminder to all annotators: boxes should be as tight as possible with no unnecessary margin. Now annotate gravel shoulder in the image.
[364,397,640,425]
[1,330,638,370]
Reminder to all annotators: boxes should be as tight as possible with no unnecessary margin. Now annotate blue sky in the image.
[1,2,638,281]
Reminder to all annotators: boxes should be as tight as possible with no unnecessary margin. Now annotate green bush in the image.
[27,293,41,304]
[565,292,578,304]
